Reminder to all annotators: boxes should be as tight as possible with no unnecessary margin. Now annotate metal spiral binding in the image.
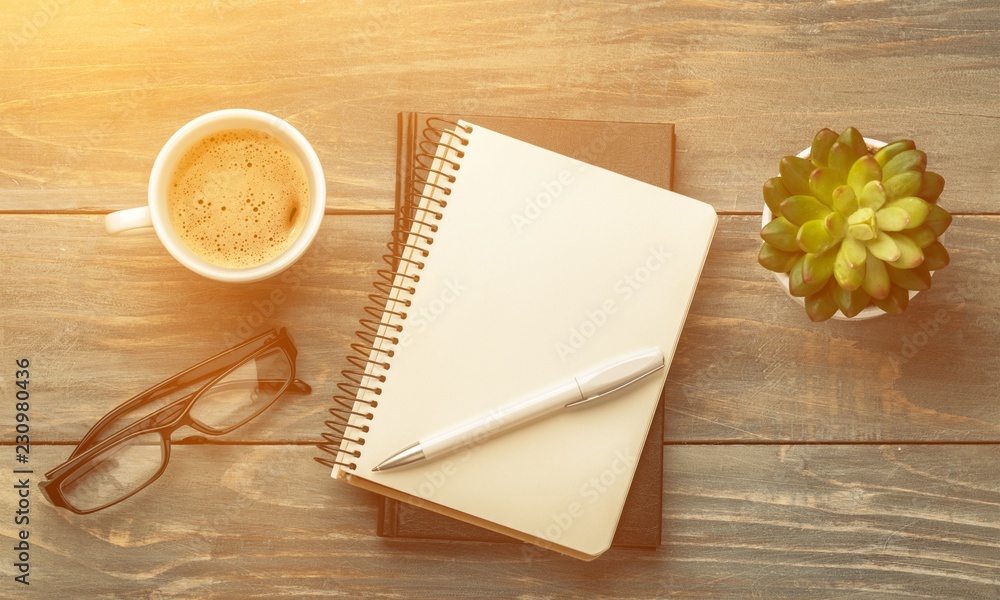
[315,119,472,470]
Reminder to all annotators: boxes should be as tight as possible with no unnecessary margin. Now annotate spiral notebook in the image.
[318,119,717,560]
[379,112,673,549]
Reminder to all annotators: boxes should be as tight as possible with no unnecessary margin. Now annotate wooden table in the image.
[2,1,999,597]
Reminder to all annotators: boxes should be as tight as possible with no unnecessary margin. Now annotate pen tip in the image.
[371,465,381,472]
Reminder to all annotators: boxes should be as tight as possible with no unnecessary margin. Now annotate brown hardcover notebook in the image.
[378,112,673,550]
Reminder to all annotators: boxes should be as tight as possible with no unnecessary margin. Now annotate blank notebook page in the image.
[334,121,717,559]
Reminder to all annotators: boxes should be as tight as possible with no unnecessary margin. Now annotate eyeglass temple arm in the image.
[125,340,271,405]
[53,377,312,477]
[45,379,312,482]
[73,337,279,453]
[107,331,280,417]
[288,379,312,394]
[72,378,311,457]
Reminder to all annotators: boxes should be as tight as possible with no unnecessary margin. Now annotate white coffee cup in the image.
[105,109,325,283]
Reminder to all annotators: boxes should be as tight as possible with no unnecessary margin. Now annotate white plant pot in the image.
[762,138,928,321]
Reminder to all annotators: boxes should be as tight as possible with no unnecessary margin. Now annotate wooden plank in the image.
[2,214,998,444]
[0,213,392,444]
[1,1,998,213]
[2,445,997,598]
[667,214,1000,443]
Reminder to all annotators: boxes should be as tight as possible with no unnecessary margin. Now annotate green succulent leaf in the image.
[884,196,930,229]
[871,284,910,314]
[887,233,924,269]
[882,148,927,180]
[758,243,801,273]
[922,241,950,271]
[760,216,801,253]
[840,235,867,268]
[828,141,861,181]
[907,225,938,248]
[763,177,791,215]
[810,129,839,168]
[862,252,891,300]
[805,280,839,322]
[925,203,953,236]
[779,155,815,196]
[883,171,922,200]
[808,168,841,208]
[848,223,875,241]
[873,139,915,167]
[824,212,847,239]
[802,248,836,285]
[832,184,859,216]
[847,207,877,241]
[833,286,871,318]
[780,195,832,226]
[796,219,837,254]
[789,256,827,297]
[860,180,887,211]
[876,206,910,232]
[848,156,882,200]
[847,207,875,225]
[833,245,865,292]
[837,127,868,158]
[887,263,932,291]
[867,231,901,262]
[919,171,945,203]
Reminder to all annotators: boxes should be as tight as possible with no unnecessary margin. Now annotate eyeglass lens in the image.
[188,348,292,431]
[60,431,165,512]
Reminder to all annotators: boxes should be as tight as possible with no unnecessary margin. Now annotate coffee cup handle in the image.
[106,206,154,236]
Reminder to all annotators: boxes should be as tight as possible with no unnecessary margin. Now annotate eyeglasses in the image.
[40,328,311,514]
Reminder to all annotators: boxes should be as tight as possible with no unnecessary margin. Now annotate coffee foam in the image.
[167,129,310,269]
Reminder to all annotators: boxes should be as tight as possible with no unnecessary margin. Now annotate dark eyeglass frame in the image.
[40,328,310,514]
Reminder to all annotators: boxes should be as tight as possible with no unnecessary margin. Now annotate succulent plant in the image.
[759,127,952,322]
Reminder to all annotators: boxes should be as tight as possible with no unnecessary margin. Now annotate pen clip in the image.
[564,363,664,408]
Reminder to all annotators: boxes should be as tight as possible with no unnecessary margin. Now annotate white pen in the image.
[372,347,665,472]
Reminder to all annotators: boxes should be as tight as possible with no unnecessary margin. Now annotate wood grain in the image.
[2,214,998,445]
[2,445,996,599]
[3,2,1000,597]
[668,213,1000,443]
[0,215,1000,442]
[0,213,391,445]
[1,0,998,213]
